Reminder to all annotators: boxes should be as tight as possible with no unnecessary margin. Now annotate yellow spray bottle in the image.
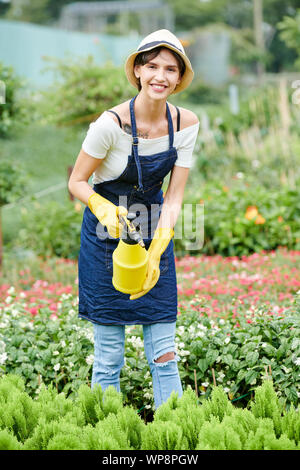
[112,212,148,294]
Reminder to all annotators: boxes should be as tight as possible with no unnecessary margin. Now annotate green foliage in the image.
[0,430,22,450]
[177,79,225,105]
[41,55,133,126]
[0,62,28,138]
[278,9,300,68]
[14,180,300,259]
[1,291,300,416]
[0,296,94,399]
[18,199,82,258]
[4,0,50,24]
[180,180,300,256]
[176,300,300,409]
[250,379,282,435]
[153,388,206,449]
[0,375,39,442]
[0,373,298,450]
[141,420,189,450]
[0,160,28,207]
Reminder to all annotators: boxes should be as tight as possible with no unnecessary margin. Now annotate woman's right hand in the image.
[88,193,128,238]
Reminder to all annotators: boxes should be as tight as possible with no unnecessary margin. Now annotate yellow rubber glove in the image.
[88,193,128,239]
[130,227,174,300]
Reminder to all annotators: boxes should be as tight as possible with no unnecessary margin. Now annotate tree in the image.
[4,0,51,24]
[277,9,300,68]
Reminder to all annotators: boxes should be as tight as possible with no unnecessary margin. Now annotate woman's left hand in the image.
[129,258,160,300]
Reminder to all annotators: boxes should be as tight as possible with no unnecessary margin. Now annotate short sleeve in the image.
[175,122,199,168]
[81,113,117,158]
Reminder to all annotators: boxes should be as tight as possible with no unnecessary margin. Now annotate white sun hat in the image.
[124,29,194,94]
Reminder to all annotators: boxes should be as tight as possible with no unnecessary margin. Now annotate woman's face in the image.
[134,48,182,100]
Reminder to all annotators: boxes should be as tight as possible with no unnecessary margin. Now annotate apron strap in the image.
[166,102,174,148]
[129,95,175,192]
[130,95,144,192]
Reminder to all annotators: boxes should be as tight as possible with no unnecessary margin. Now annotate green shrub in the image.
[175,180,300,256]
[0,374,39,442]
[0,374,298,450]
[0,430,22,450]
[17,199,82,259]
[41,55,133,126]
[278,9,300,69]
[0,62,28,138]
[0,160,28,207]
[176,79,225,105]
[15,179,300,259]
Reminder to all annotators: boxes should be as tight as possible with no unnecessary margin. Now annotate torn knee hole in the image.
[154,352,175,363]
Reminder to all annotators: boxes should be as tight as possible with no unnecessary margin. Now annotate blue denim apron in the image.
[78,95,178,325]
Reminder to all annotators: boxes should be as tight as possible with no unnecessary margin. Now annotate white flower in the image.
[7,286,15,295]
[236,172,244,179]
[86,354,94,365]
[83,329,94,342]
[0,352,7,365]
[144,392,152,399]
[178,342,185,349]
[201,382,209,388]
[5,296,12,304]
[53,351,59,356]
[181,350,190,356]
[217,372,225,383]
[197,331,205,338]
[60,340,66,348]
[127,336,143,348]
[219,319,225,325]
[60,293,72,301]
[69,362,74,368]
[294,357,300,366]
[68,309,76,315]
[54,363,60,372]
[252,159,260,169]
[223,387,230,393]
[198,324,207,332]
[224,337,230,344]
[19,292,26,298]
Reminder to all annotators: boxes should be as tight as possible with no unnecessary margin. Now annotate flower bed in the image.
[1,248,299,416]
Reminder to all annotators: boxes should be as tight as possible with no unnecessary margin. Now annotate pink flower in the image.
[29,307,38,316]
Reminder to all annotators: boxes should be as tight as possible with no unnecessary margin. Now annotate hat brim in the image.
[124,42,194,94]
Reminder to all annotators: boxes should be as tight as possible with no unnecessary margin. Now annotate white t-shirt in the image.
[82,111,199,185]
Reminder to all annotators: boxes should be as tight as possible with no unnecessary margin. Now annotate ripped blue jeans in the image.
[91,322,183,409]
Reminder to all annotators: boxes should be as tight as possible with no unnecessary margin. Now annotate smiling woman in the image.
[133,45,186,93]
[68,29,199,411]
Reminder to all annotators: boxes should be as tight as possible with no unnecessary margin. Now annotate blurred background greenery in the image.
[0,0,300,272]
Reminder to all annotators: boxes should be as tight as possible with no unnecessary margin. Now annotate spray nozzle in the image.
[119,212,145,248]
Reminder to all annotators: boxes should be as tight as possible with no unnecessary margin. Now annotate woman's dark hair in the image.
[133,46,186,91]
